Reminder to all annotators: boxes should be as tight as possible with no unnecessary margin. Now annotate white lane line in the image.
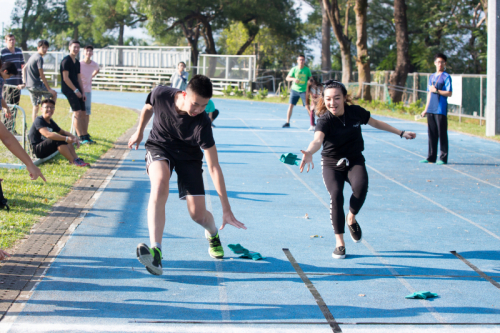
[237,118,448,324]
[366,164,500,241]
[450,144,500,162]
[202,163,231,322]
[363,133,500,190]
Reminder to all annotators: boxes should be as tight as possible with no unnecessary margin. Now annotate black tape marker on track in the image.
[451,251,500,289]
[282,248,342,333]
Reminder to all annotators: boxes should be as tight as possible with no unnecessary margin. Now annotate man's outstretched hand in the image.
[128,131,143,150]
[220,210,246,230]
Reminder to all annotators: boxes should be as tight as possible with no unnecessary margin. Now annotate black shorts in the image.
[33,139,67,159]
[64,91,86,112]
[145,141,205,200]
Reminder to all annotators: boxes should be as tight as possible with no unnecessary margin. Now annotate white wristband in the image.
[65,136,68,142]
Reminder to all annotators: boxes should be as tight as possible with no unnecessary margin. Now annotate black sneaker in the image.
[136,243,163,275]
[347,215,362,243]
[282,122,290,128]
[332,246,346,259]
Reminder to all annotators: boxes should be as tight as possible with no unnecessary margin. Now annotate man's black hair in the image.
[1,62,18,76]
[178,61,186,66]
[37,40,49,48]
[5,34,15,40]
[186,75,213,99]
[41,99,55,106]
[298,54,305,59]
[434,53,447,62]
[85,45,94,50]
[69,39,81,47]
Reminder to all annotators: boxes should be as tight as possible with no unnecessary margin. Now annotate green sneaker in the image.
[205,230,224,259]
[136,243,163,275]
[436,160,447,165]
[419,159,430,163]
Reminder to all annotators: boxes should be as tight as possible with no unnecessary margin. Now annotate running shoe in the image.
[308,126,315,131]
[332,246,346,259]
[205,230,224,259]
[81,135,96,145]
[72,158,89,167]
[436,160,447,165]
[282,122,290,128]
[136,243,163,275]
[81,139,91,145]
[75,158,90,167]
[347,215,362,243]
[419,159,430,163]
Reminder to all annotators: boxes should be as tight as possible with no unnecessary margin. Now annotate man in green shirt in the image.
[283,54,312,128]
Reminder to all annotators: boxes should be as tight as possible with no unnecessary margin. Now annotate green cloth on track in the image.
[405,291,438,299]
[228,244,265,261]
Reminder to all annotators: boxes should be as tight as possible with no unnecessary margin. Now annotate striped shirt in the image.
[1,47,25,86]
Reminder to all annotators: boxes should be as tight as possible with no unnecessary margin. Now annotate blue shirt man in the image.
[420,53,453,165]
[426,72,452,115]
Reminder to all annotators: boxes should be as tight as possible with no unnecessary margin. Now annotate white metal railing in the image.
[255,75,275,93]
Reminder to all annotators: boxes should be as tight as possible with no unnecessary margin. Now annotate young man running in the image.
[128,75,246,276]
[282,54,312,128]
[420,53,452,165]
[60,40,93,144]
[80,45,100,142]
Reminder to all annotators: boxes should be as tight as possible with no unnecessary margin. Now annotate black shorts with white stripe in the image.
[144,140,205,200]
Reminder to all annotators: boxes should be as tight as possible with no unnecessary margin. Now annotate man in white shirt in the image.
[80,45,100,144]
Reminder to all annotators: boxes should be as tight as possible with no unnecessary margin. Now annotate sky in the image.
[0,0,321,65]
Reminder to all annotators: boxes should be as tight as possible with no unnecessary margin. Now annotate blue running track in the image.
[3,91,500,332]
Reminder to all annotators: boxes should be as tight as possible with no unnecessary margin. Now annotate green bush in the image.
[234,86,244,97]
[222,85,233,96]
[246,90,254,99]
[258,88,268,99]
[280,85,289,101]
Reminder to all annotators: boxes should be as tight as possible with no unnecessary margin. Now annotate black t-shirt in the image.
[315,104,371,159]
[60,55,81,94]
[28,116,62,146]
[146,86,215,160]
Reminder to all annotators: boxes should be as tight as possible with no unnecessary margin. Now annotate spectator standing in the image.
[0,62,16,122]
[1,34,25,106]
[60,40,92,144]
[80,45,100,143]
[305,77,322,131]
[420,53,453,165]
[28,99,89,167]
[282,55,312,128]
[205,99,219,128]
[170,62,189,91]
[24,40,57,122]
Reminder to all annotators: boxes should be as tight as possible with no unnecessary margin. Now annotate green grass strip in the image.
[0,96,137,249]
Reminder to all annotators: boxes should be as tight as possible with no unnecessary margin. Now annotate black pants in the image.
[322,156,369,234]
[427,113,448,163]
[210,109,219,122]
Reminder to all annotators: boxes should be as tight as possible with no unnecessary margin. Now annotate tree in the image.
[354,0,370,100]
[141,0,301,70]
[320,1,332,80]
[10,0,72,50]
[322,0,353,84]
[388,0,410,102]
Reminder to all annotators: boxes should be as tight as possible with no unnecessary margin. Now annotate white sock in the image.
[151,242,161,251]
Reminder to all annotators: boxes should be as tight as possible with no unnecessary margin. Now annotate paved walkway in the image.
[1,94,499,332]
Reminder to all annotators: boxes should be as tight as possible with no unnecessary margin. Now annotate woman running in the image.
[299,80,416,259]
[305,77,322,131]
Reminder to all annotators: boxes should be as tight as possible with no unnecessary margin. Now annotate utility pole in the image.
[486,0,500,136]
